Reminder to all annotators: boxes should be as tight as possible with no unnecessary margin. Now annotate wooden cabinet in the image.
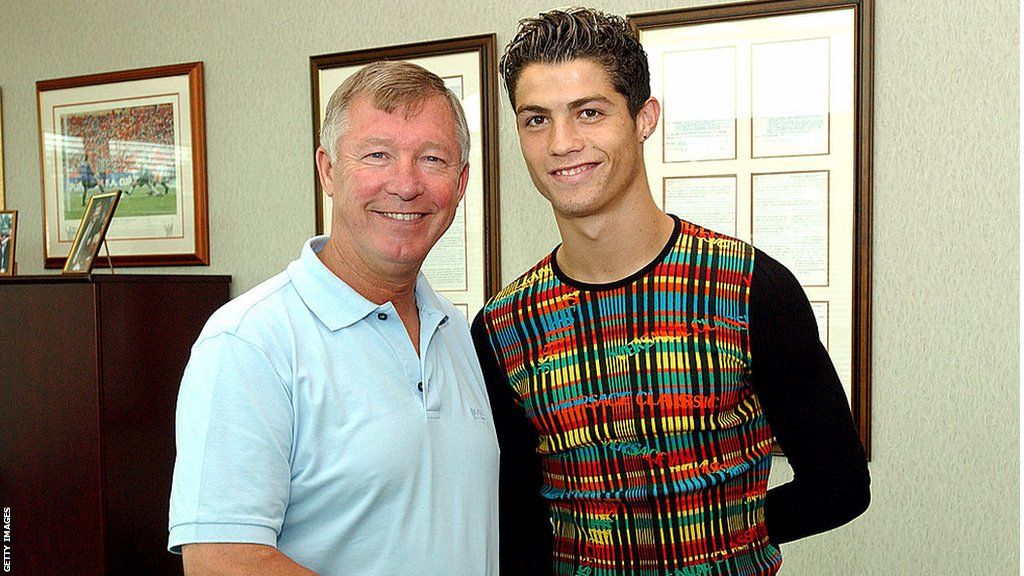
[0,275,230,576]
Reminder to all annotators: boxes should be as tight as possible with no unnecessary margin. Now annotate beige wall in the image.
[0,0,1018,573]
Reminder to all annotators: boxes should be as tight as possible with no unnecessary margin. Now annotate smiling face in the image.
[513,58,658,221]
[316,94,468,282]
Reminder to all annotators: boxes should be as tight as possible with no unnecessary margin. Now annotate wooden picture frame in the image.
[62,191,121,275]
[630,0,874,456]
[0,210,16,276]
[310,34,501,319]
[37,62,209,268]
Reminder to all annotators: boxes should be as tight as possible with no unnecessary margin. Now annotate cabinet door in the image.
[0,283,105,575]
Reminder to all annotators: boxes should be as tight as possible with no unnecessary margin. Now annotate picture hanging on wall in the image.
[37,62,209,268]
[0,210,16,276]
[630,0,875,455]
[310,34,501,320]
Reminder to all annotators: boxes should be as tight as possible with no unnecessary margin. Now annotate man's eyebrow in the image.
[515,104,550,115]
[568,95,614,109]
[515,95,615,116]
[358,137,394,147]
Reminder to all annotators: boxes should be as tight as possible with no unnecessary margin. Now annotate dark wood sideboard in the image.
[0,274,231,575]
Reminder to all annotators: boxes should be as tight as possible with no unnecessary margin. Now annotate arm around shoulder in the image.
[182,543,317,576]
[471,312,554,575]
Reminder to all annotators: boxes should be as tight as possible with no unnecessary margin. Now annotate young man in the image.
[472,8,870,576]
[170,61,498,576]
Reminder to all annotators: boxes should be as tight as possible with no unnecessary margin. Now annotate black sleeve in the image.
[748,249,871,545]
[471,312,553,576]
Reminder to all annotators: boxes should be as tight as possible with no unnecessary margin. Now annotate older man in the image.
[169,61,498,576]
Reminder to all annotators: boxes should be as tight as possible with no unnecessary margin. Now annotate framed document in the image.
[752,170,830,286]
[311,35,501,319]
[663,175,738,237]
[37,62,209,268]
[631,0,874,455]
[662,47,737,162]
[62,191,121,276]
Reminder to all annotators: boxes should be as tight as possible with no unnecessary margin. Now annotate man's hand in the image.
[182,543,318,576]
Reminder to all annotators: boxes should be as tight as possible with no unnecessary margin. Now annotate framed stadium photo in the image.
[62,191,120,276]
[37,62,209,268]
[310,35,501,320]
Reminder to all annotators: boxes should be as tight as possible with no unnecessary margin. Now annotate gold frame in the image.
[62,191,121,276]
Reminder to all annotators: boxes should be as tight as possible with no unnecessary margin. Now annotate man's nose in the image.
[547,117,584,156]
[384,158,424,200]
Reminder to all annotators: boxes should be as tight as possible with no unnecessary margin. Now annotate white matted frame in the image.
[37,62,209,268]
[310,35,502,320]
[631,0,873,455]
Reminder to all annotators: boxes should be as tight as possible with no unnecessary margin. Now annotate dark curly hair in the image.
[499,7,651,116]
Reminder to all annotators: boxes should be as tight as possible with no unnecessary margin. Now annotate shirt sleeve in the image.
[748,249,871,544]
[168,331,294,553]
[471,312,554,576]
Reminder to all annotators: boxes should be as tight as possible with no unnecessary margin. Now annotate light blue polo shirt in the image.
[168,236,498,576]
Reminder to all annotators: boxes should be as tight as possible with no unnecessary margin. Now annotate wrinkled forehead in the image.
[350,89,448,121]
[344,94,460,147]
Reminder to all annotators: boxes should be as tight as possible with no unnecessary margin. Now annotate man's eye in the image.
[366,152,387,160]
[524,115,547,127]
[425,155,445,164]
[580,109,602,120]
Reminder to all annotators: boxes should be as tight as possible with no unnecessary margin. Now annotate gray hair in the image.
[319,60,470,168]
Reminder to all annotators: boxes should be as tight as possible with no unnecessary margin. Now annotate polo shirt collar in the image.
[288,236,448,331]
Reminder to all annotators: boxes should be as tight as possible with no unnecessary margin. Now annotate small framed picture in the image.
[0,210,16,276]
[63,191,121,275]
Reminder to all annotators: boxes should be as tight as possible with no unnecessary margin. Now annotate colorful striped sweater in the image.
[473,217,870,575]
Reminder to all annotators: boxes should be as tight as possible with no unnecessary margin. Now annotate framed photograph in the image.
[37,62,209,268]
[0,210,16,276]
[62,191,120,275]
[310,34,501,320]
[630,0,874,455]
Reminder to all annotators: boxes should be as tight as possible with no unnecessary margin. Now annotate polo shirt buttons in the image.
[417,382,423,392]
[377,312,388,321]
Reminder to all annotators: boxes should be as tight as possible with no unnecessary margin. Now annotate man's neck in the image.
[317,237,422,353]
[553,195,675,285]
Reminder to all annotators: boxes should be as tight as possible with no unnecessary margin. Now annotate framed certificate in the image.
[631,0,874,455]
[37,62,209,268]
[311,35,501,320]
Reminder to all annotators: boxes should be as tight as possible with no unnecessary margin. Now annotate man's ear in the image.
[315,147,336,197]
[636,97,661,142]
[455,163,470,204]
